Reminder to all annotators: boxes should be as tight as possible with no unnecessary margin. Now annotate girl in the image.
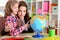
[17,1,33,33]
[1,0,28,36]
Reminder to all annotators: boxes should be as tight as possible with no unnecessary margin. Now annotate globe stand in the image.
[32,33,44,38]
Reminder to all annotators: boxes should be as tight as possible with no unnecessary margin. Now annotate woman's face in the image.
[11,3,18,15]
[18,6,26,17]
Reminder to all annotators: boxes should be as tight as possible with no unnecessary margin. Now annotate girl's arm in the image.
[5,16,26,36]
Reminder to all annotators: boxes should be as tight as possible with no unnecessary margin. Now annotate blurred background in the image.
[0,0,60,35]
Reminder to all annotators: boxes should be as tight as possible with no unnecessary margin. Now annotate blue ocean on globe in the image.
[30,15,46,33]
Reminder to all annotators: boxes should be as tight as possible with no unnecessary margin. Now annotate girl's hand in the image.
[5,23,13,32]
[5,26,10,32]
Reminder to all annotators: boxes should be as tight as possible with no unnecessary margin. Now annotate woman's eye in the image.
[18,10,21,12]
[24,10,26,12]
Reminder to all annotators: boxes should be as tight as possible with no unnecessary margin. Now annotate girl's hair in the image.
[18,1,31,23]
[4,0,18,18]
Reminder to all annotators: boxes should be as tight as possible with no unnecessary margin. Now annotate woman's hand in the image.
[20,16,24,20]
[23,23,29,28]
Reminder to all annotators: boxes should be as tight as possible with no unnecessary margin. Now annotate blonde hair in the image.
[4,0,18,18]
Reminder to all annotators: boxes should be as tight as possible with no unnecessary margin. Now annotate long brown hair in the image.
[4,0,18,18]
[18,1,31,23]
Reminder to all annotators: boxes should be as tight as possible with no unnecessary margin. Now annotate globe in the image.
[30,15,46,38]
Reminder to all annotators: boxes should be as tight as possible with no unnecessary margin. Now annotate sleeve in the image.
[5,16,14,35]
[5,16,26,36]
[10,26,25,36]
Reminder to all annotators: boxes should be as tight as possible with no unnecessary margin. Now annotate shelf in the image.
[27,3,31,7]
[44,0,49,1]
[37,2,42,9]
[26,0,31,2]
[51,13,57,15]
[32,2,36,12]
[52,6,58,14]
[32,12,36,14]
[55,28,59,29]
[37,0,43,1]
[32,0,36,1]
[32,1,36,2]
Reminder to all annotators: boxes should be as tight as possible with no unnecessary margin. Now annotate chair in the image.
[0,17,5,35]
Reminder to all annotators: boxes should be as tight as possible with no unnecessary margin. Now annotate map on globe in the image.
[30,15,46,33]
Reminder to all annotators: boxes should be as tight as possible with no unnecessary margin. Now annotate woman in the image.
[17,1,33,33]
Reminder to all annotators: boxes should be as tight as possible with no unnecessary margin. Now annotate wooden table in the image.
[0,33,33,40]
[0,33,60,40]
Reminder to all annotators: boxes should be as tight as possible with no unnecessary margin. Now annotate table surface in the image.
[0,33,60,40]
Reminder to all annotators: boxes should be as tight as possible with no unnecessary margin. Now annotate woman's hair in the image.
[18,1,31,23]
[4,0,18,18]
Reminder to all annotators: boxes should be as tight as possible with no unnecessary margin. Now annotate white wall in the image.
[0,0,8,17]
[0,0,8,6]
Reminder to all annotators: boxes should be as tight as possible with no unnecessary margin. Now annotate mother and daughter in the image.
[1,0,33,36]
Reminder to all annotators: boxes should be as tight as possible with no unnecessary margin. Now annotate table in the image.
[0,33,60,40]
[0,33,33,40]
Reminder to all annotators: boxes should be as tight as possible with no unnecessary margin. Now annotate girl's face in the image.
[11,3,18,15]
[18,6,26,17]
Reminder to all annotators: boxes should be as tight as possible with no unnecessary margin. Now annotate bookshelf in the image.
[25,0,50,34]
[49,0,58,35]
